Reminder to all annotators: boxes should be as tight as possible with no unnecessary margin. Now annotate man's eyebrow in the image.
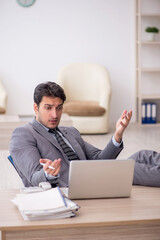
[44,103,63,106]
[44,104,54,106]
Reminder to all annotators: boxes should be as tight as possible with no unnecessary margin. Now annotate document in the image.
[16,187,66,211]
[12,187,80,221]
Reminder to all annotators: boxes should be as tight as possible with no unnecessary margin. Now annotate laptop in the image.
[61,159,135,199]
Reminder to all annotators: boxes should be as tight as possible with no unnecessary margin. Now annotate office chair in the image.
[7,155,25,184]
[8,155,18,172]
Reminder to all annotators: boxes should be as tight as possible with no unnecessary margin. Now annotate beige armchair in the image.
[0,80,7,114]
[56,63,111,134]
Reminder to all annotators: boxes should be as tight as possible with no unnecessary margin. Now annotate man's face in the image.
[34,96,63,129]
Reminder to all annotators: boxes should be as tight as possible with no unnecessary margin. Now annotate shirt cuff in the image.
[44,170,60,180]
[112,136,122,147]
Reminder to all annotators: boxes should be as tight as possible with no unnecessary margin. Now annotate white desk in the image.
[0,186,160,240]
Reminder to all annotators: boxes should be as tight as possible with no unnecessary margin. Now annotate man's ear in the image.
[33,103,38,114]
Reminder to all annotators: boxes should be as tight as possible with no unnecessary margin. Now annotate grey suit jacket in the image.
[10,118,123,187]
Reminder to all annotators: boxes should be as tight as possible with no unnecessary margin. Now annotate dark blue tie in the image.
[49,129,79,161]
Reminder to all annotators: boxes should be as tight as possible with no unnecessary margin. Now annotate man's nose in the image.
[50,108,57,117]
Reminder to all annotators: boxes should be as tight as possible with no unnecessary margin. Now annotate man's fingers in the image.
[39,158,49,164]
[122,110,132,122]
[121,110,127,119]
[39,158,61,175]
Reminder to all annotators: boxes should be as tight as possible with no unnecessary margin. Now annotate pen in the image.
[40,163,55,170]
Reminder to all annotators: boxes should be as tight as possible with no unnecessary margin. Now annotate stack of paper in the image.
[12,187,79,221]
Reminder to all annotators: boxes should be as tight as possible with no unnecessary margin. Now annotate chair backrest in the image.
[56,63,111,109]
[0,150,24,189]
[8,155,18,172]
[7,155,28,188]
[8,155,25,183]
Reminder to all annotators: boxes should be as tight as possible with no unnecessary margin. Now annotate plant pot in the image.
[146,33,156,41]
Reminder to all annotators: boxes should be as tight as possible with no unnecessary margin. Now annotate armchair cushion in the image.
[0,107,5,113]
[63,101,106,116]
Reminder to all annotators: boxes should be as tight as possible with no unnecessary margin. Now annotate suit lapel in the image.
[31,118,86,160]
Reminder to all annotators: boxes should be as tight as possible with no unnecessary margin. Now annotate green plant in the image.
[145,27,159,33]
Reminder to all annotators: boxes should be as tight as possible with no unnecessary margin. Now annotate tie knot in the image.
[49,129,56,134]
[49,129,61,139]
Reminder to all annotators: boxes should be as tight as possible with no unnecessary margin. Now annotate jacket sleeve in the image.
[10,125,56,187]
[66,126,124,160]
[82,138,124,160]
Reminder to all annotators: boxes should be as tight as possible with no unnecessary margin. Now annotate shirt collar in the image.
[35,119,60,133]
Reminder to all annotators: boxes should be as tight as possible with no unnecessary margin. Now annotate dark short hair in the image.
[34,82,66,107]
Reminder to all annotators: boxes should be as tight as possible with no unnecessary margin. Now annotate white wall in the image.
[0,0,135,123]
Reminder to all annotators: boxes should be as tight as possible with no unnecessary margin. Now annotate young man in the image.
[10,82,132,187]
